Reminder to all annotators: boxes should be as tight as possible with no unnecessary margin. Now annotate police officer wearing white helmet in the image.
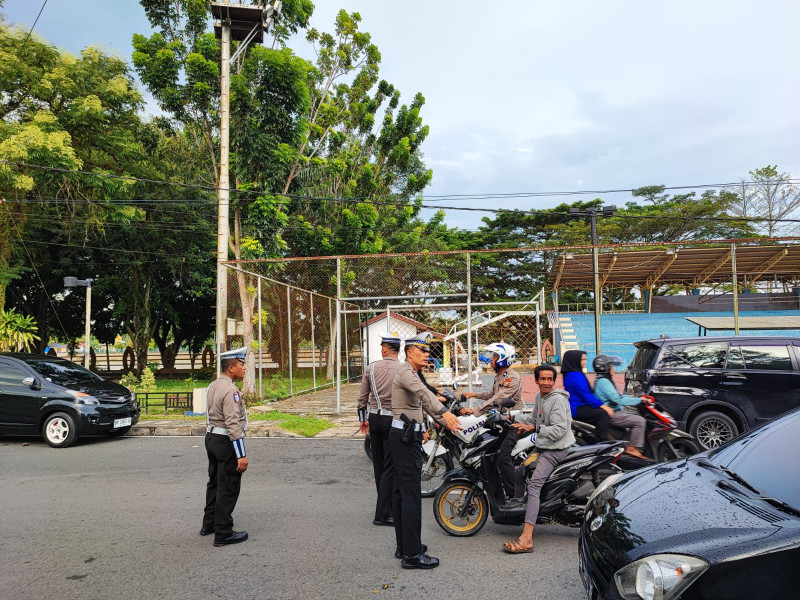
[201,347,250,546]
[461,342,523,498]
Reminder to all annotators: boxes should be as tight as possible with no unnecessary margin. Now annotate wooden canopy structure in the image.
[686,315,800,336]
[549,243,800,291]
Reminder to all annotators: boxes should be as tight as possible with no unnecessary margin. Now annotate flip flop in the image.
[502,539,534,554]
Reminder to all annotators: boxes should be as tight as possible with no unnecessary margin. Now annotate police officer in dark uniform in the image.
[358,331,403,526]
[390,333,462,569]
[201,347,249,547]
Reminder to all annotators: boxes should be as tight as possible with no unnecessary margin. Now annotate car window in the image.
[26,359,101,384]
[0,361,32,388]
[738,345,793,371]
[726,346,744,369]
[710,410,800,509]
[658,342,727,369]
[629,345,658,370]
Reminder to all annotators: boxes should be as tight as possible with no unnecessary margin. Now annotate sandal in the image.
[502,538,534,554]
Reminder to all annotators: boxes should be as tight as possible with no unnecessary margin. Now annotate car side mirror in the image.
[22,376,38,389]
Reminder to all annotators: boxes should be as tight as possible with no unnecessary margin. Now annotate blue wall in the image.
[568,310,800,369]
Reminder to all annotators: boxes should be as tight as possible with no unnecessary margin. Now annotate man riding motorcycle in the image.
[460,343,522,498]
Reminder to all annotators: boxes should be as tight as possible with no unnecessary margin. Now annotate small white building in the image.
[360,312,447,367]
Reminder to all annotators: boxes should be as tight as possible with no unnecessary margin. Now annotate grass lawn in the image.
[138,410,334,438]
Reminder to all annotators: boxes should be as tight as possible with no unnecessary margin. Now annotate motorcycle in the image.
[433,409,626,536]
[571,394,701,469]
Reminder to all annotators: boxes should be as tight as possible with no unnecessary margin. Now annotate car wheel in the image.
[43,412,78,448]
[107,426,132,437]
[690,411,739,450]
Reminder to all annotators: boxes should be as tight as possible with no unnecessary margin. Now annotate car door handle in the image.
[722,372,746,380]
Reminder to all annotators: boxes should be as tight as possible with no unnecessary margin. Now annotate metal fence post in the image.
[466,251,473,394]
[310,291,316,390]
[336,257,342,414]
[731,243,740,335]
[258,276,263,399]
[287,285,293,396]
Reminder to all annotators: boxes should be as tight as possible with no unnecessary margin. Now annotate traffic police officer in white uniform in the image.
[357,331,403,526]
[390,332,461,569]
[201,347,249,546]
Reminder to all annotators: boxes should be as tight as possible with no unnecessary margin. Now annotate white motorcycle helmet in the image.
[479,343,516,369]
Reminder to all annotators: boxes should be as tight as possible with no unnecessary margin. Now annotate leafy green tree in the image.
[0,307,39,351]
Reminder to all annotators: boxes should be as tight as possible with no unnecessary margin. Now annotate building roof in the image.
[361,312,447,339]
[549,244,800,290]
[685,315,800,331]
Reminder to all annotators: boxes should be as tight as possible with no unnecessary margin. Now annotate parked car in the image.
[625,336,800,449]
[580,407,800,600]
[0,353,140,448]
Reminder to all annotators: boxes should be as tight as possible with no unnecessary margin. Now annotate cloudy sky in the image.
[4,0,799,229]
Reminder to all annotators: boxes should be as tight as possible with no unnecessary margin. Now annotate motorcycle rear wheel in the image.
[421,450,455,498]
[657,438,701,462]
[433,483,488,536]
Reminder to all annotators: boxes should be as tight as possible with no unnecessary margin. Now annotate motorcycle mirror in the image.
[452,382,458,390]
[501,398,515,408]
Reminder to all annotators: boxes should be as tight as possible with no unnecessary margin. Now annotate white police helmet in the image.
[479,343,515,368]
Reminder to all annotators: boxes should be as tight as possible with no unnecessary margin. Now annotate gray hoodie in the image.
[519,389,575,450]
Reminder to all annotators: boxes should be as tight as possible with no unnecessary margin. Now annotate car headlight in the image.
[587,472,623,507]
[614,554,708,600]
[67,390,100,405]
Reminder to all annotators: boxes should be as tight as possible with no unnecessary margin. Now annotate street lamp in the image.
[567,205,617,354]
[64,277,93,369]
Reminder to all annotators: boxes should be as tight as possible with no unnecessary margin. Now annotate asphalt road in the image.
[0,436,586,600]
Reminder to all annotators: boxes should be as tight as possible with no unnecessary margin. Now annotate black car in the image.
[580,408,800,600]
[625,336,800,449]
[0,353,140,448]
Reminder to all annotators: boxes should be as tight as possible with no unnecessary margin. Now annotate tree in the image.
[726,166,800,237]
[0,307,39,351]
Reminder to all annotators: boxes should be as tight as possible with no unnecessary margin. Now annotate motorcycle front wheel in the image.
[421,449,455,498]
[433,483,488,536]
[657,438,701,462]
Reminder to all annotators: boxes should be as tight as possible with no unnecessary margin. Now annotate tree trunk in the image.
[235,268,258,396]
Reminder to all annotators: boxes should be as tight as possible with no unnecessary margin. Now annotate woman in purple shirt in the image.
[561,350,613,442]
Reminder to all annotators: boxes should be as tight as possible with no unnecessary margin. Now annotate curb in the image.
[129,422,362,439]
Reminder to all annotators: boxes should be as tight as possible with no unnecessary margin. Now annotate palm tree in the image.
[0,309,40,352]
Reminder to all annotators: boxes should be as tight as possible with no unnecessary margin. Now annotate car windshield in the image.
[27,359,102,384]
[709,410,800,509]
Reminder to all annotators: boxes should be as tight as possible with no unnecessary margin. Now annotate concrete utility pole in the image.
[568,205,616,356]
[216,0,232,375]
[211,1,282,374]
[63,277,93,369]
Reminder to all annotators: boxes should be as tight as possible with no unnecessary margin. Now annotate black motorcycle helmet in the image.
[592,354,624,379]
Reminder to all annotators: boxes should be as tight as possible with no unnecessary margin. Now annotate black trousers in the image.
[203,433,242,539]
[575,405,610,441]
[369,413,394,521]
[390,427,423,557]
[498,426,521,499]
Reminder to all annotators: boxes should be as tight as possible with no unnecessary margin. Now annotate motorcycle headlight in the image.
[614,554,708,600]
[67,390,99,405]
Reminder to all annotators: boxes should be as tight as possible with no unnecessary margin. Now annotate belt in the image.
[391,419,424,432]
[369,407,393,416]
[207,426,228,435]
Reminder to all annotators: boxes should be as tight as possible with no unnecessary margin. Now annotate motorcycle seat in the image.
[566,443,616,459]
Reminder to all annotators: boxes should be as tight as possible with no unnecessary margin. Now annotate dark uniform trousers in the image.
[498,427,521,499]
[203,432,242,537]
[390,428,423,557]
[368,413,394,521]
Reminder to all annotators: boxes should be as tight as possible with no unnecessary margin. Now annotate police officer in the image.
[460,343,522,499]
[357,331,403,526]
[201,347,249,547]
[390,332,462,569]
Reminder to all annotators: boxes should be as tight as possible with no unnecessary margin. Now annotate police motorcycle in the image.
[433,404,626,536]
[420,388,541,497]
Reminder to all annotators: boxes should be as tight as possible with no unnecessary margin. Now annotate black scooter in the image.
[432,410,626,536]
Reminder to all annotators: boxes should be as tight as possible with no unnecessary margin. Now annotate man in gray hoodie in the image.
[502,364,575,554]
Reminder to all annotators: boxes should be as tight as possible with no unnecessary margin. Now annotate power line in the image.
[3,159,798,204]
[14,0,50,55]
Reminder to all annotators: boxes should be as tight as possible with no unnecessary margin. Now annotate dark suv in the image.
[0,353,140,448]
[625,336,800,449]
